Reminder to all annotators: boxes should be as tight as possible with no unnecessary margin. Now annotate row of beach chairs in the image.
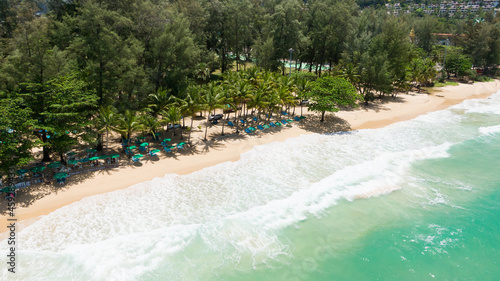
[227,116,306,134]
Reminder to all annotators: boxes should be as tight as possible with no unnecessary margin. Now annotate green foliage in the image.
[0,95,35,175]
[444,48,472,77]
[434,81,459,87]
[308,76,362,122]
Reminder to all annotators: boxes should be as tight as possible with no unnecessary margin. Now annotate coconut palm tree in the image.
[117,110,143,141]
[148,88,175,117]
[164,106,182,138]
[96,105,118,155]
[201,82,224,141]
[180,85,204,142]
[295,77,310,116]
[141,114,162,140]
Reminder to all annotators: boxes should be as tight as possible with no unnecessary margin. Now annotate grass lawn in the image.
[434,81,459,87]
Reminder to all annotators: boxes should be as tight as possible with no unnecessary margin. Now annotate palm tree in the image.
[148,88,174,117]
[164,106,182,138]
[96,105,117,155]
[247,89,267,120]
[180,85,203,142]
[116,110,143,158]
[201,82,224,141]
[295,77,310,116]
[141,114,162,140]
[219,84,232,136]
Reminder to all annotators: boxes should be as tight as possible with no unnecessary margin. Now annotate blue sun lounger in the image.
[252,117,258,122]
[240,119,246,125]
[294,116,300,121]
[228,121,234,126]
[257,125,264,130]
[281,119,288,125]
[244,128,252,134]
[269,122,276,127]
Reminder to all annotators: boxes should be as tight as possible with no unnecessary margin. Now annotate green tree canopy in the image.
[308,76,362,122]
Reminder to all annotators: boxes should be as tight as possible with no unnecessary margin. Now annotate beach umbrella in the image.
[47,162,62,168]
[110,154,120,159]
[138,136,146,140]
[249,127,256,131]
[16,169,28,175]
[30,166,45,173]
[86,149,97,153]
[128,146,137,150]
[79,158,89,163]
[99,155,110,159]
[275,122,282,126]
[263,124,270,129]
[167,145,175,149]
[89,156,99,161]
[178,142,186,146]
[299,116,306,119]
[67,160,78,165]
[66,152,76,156]
[2,187,15,193]
[287,119,293,122]
[140,142,149,147]
[132,154,144,159]
[163,138,171,142]
[53,172,68,179]
[154,132,162,136]
[151,149,161,154]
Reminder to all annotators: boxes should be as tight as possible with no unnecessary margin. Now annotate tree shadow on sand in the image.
[296,114,351,134]
[342,95,407,113]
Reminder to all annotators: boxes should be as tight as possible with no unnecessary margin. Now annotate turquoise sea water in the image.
[2,92,500,280]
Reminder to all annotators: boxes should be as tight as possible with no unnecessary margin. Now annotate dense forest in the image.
[1,0,500,174]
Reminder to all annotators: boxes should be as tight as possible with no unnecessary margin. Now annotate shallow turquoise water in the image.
[2,93,500,280]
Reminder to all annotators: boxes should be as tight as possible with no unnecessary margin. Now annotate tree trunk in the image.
[59,152,65,164]
[42,132,51,162]
[321,111,325,122]
[106,130,109,155]
[204,118,209,140]
[189,118,194,143]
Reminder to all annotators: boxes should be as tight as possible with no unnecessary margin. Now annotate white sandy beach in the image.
[1,80,500,232]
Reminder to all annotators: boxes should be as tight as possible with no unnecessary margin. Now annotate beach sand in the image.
[2,80,500,232]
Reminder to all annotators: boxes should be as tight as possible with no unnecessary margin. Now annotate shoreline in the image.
[2,80,500,232]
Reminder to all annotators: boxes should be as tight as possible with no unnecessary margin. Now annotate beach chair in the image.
[257,125,264,130]
[132,157,140,163]
[281,111,288,116]
[294,116,300,121]
[275,122,282,126]
[139,146,147,152]
[177,142,186,149]
[240,119,246,125]
[228,121,234,127]
[281,119,288,125]
[269,122,276,127]
[244,128,252,134]
[164,147,172,153]
[149,151,157,157]
[252,117,258,122]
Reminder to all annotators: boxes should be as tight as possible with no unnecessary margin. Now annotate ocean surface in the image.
[2,92,500,281]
